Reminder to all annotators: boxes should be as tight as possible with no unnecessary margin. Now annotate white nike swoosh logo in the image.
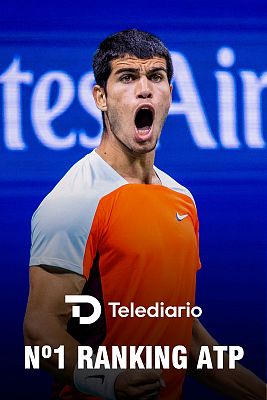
[176,212,188,221]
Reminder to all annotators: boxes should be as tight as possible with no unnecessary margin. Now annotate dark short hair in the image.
[93,29,173,88]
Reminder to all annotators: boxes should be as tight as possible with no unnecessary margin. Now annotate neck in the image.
[96,134,160,184]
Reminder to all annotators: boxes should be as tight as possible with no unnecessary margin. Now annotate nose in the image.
[136,76,152,99]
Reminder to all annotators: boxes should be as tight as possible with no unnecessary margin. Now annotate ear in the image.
[169,83,173,95]
[93,85,107,111]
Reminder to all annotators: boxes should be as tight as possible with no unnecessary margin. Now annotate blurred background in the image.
[0,1,266,398]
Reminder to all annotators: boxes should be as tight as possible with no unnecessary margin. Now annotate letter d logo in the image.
[65,295,101,324]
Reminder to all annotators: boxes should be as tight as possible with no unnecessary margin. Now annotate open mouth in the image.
[135,108,154,131]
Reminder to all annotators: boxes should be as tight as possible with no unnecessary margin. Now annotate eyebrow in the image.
[114,67,167,75]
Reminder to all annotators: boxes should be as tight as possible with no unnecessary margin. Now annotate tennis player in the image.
[24,29,265,400]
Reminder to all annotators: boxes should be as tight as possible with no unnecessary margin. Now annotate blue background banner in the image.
[0,1,266,398]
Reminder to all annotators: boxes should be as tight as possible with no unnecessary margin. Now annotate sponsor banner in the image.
[0,32,266,182]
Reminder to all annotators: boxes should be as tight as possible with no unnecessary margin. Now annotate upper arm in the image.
[24,266,86,343]
[30,194,99,276]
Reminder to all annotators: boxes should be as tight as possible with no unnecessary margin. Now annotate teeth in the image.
[137,127,151,133]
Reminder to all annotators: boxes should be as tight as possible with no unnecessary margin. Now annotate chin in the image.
[132,142,157,154]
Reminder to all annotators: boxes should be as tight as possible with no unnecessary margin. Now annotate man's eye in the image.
[151,74,163,82]
[120,75,134,83]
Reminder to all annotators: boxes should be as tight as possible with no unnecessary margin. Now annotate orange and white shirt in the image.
[30,150,201,400]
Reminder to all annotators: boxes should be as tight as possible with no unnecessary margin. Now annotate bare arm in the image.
[23,265,86,383]
[188,319,266,400]
[24,265,163,399]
